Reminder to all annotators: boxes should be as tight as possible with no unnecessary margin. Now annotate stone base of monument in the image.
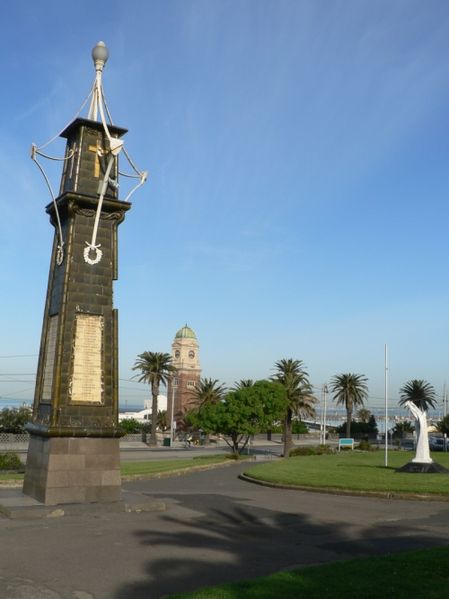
[0,488,166,520]
[23,435,122,505]
[396,461,449,474]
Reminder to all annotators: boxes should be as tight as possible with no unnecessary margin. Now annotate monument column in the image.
[23,42,146,504]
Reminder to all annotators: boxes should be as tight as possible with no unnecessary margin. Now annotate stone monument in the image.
[23,42,147,504]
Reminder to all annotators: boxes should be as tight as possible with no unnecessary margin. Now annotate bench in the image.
[338,438,354,451]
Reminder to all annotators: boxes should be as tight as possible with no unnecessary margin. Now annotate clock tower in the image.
[167,325,201,430]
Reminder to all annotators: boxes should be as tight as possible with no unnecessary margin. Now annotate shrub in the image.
[356,440,377,451]
[119,418,141,434]
[0,407,32,433]
[289,445,334,457]
[0,453,23,471]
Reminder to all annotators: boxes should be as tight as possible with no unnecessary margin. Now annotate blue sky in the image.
[1,0,449,413]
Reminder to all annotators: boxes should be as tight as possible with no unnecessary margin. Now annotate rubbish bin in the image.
[163,437,171,447]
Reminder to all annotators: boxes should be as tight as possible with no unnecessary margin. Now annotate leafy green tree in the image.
[0,407,32,433]
[330,373,368,438]
[119,418,141,434]
[271,359,316,457]
[399,380,437,412]
[187,380,287,455]
[292,420,308,434]
[336,415,378,437]
[132,351,176,445]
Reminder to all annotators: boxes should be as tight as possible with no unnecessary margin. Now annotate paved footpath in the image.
[1,462,449,599]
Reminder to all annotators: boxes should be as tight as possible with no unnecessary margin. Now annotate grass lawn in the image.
[121,455,230,477]
[0,455,230,483]
[244,451,449,496]
[0,472,23,482]
[166,546,449,598]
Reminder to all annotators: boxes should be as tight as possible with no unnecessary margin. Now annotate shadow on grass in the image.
[114,483,449,599]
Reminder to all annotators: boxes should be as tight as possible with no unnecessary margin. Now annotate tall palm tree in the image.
[189,377,227,409]
[271,359,316,457]
[330,373,368,438]
[399,380,436,412]
[133,351,176,445]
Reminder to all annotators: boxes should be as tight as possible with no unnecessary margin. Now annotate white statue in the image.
[405,400,432,464]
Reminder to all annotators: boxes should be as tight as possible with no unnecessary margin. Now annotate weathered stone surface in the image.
[23,436,121,504]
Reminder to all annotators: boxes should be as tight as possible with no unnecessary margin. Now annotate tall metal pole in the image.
[323,384,328,446]
[320,386,324,444]
[170,378,176,445]
[384,343,388,467]
[443,383,447,451]
[443,383,447,418]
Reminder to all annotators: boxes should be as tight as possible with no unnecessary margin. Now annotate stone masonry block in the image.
[45,470,70,488]
[47,454,85,471]
[68,470,103,487]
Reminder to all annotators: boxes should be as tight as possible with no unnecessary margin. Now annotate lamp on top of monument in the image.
[23,43,147,505]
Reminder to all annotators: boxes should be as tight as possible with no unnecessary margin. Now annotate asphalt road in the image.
[1,462,449,599]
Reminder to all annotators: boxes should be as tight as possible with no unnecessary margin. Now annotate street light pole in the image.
[170,376,176,445]
[443,383,447,451]
[323,384,328,446]
[384,343,388,467]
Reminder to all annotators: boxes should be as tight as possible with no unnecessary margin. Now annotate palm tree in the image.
[132,351,176,445]
[189,377,227,409]
[392,420,415,439]
[232,379,254,391]
[157,410,168,432]
[271,359,316,457]
[399,380,436,412]
[357,408,371,423]
[330,373,368,438]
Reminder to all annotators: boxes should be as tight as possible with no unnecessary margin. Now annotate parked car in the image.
[429,436,449,451]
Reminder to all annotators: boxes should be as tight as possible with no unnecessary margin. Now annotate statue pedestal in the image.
[23,436,121,505]
[396,461,449,474]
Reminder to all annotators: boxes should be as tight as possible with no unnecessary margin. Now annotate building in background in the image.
[167,325,201,432]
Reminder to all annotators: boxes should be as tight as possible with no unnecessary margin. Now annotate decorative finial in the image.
[92,41,109,72]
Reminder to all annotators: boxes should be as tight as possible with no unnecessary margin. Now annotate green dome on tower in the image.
[175,324,197,340]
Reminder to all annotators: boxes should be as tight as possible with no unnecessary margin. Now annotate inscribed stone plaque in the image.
[41,315,59,402]
[70,313,103,404]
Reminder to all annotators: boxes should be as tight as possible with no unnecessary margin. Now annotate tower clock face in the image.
[175,350,180,358]
[189,350,195,359]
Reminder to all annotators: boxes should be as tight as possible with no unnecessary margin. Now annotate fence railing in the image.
[0,433,29,448]
[0,432,148,449]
